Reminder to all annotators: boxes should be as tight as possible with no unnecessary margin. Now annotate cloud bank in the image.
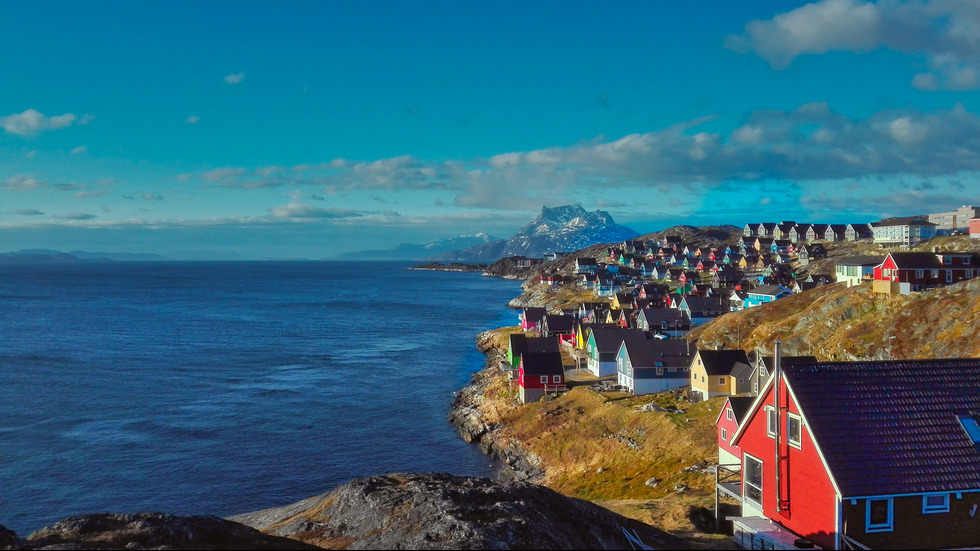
[727,0,980,90]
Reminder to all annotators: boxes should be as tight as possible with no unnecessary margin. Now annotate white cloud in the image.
[3,175,44,191]
[70,145,88,155]
[186,115,201,124]
[224,72,245,84]
[1,109,81,136]
[727,0,980,91]
[269,202,363,219]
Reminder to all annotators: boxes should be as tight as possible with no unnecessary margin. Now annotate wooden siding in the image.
[841,492,980,549]
[736,381,839,549]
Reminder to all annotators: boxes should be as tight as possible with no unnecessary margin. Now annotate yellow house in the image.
[689,349,753,402]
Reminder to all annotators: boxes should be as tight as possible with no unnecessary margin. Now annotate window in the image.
[765,406,776,437]
[922,494,950,514]
[719,377,726,385]
[552,375,561,383]
[539,376,548,384]
[721,427,728,441]
[944,256,952,265]
[726,408,734,421]
[866,498,893,532]
[932,269,939,278]
[958,416,980,443]
[787,413,802,449]
[744,454,763,506]
[916,269,924,278]
[656,368,664,376]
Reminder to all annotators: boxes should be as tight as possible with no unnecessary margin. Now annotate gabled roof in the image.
[542,315,574,334]
[835,255,884,267]
[748,284,792,297]
[782,359,980,497]
[886,252,944,269]
[521,307,547,323]
[588,327,646,353]
[680,295,727,313]
[520,351,564,376]
[637,307,690,326]
[619,334,695,369]
[715,395,756,425]
[696,349,751,376]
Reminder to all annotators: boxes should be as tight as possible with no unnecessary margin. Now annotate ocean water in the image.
[0,261,522,535]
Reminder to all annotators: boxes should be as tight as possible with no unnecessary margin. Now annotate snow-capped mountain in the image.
[430,205,639,261]
[340,233,498,260]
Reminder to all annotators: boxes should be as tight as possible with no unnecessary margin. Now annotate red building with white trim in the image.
[728,357,980,550]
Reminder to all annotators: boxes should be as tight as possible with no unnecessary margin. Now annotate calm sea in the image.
[0,261,522,535]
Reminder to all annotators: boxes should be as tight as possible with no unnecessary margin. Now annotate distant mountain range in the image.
[428,205,640,262]
[0,249,168,262]
[336,233,498,261]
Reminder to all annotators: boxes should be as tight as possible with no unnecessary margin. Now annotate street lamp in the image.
[888,336,897,360]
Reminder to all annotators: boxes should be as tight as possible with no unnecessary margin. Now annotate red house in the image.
[517,351,565,404]
[873,251,979,293]
[729,357,980,550]
[971,217,980,238]
[716,395,755,467]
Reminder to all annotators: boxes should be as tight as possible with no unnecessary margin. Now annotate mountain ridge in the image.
[430,205,639,262]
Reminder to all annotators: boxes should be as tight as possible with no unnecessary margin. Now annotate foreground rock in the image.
[1,513,316,550]
[231,472,684,550]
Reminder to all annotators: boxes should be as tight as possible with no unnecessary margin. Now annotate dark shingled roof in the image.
[526,335,560,354]
[520,351,564,377]
[589,328,647,353]
[783,359,980,497]
[727,396,756,423]
[887,252,944,269]
[542,315,574,334]
[620,335,695,369]
[521,307,547,324]
[698,350,751,376]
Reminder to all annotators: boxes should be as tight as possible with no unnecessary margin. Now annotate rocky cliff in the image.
[0,513,317,550]
[230,472,682,550]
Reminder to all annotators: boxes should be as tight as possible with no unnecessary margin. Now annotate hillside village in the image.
[459,206,980,550]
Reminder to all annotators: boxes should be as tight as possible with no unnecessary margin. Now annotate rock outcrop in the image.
[448,333,547,482]
[0,513,316,550]
[230,472,683,550]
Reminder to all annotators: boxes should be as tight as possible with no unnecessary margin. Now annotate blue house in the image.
[743,284,793,308]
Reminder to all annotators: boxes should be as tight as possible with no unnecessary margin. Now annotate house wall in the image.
[718,402,742,466]
[736,382,839,549]
[690,359,737,400]
[971,219,980,238]
[841,492,980,549]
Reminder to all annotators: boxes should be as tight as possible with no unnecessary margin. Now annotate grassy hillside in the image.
[689,277,980,360]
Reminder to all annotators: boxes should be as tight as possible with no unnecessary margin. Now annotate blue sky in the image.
[2,0,980,258]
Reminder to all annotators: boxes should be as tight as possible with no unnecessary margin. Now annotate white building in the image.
[873,219,937,247]
[834,255,884,287]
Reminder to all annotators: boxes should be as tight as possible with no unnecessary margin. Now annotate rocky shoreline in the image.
[447,331,546,483]
[409,261,488,272]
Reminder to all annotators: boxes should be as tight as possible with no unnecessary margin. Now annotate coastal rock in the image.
[231,472,682,550]
[5,513,315,550]
[448,350,546,483]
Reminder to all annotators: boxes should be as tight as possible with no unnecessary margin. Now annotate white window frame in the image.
[922,493,950,514]
[721,427,728,441]
[787,413,803,449]
[743,453,763,507]
[866,497,894,533]
[552,375,561,383]
[726,408,734,422]
[718,377,726,385]
[539,375,548,384]
[765,405,776,438]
